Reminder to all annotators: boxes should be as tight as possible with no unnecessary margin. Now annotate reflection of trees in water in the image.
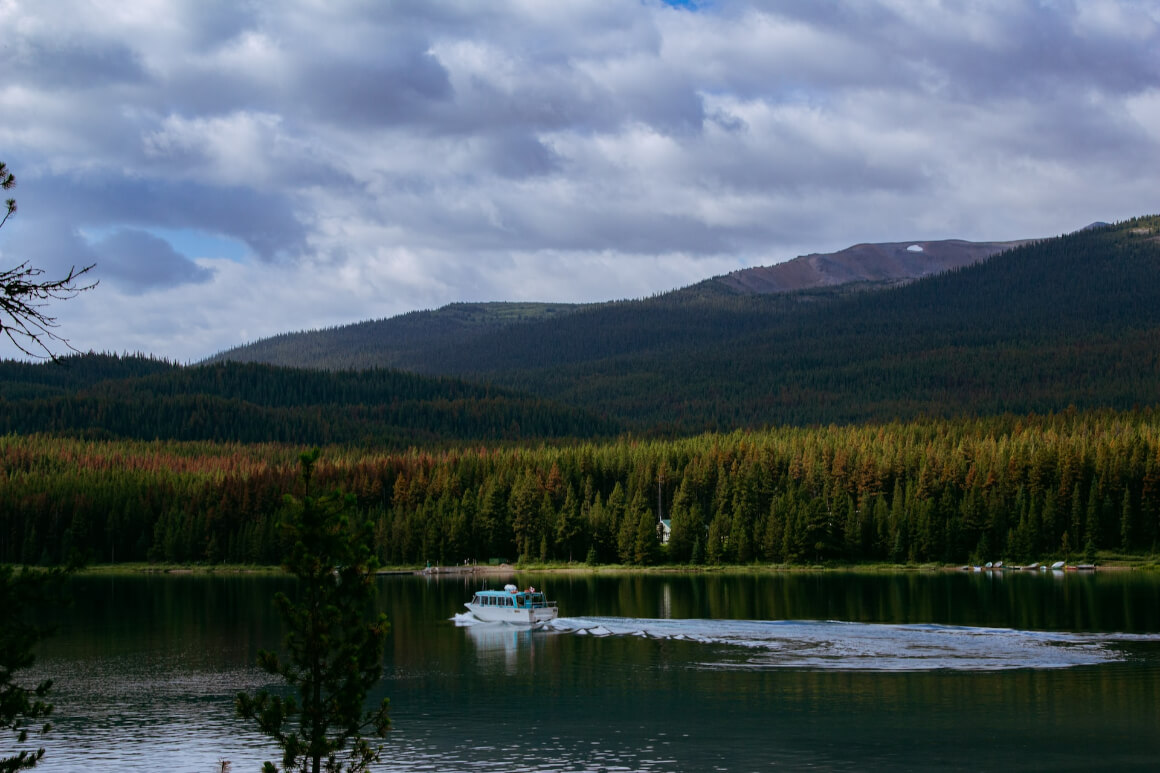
[27,572,1160,772]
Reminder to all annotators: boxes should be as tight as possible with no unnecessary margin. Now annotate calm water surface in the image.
[26,571,1160,772]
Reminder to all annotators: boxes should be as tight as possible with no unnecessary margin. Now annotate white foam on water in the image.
[546,617,1154,672]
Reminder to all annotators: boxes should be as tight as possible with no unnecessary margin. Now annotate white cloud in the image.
[2,0,1159,361]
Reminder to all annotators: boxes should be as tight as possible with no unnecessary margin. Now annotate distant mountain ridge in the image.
[707,238,1029,295]
[210,234,1033,371]
[194,216,1160,434]
[208,302,594,373]
[9,218,1160,444]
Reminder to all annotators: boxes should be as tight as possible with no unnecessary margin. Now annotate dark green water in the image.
[25,570,1160,771]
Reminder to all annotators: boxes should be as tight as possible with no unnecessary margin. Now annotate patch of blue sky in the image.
[657,0,709,10]
[82,226,251,263]
[148,228,251,262]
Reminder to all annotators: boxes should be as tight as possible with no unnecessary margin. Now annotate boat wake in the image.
[538,617,1157,671]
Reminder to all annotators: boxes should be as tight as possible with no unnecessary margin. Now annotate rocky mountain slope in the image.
[707,238,1029,295]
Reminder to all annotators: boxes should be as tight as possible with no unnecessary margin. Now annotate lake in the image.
[24,569,1160,772]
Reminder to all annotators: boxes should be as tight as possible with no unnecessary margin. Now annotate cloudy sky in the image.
[2,0,1159,361]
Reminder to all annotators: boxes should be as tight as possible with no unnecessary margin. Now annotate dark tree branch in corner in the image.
[0,160,98,360]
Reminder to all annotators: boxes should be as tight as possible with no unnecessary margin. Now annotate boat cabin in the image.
[470,584,552,610]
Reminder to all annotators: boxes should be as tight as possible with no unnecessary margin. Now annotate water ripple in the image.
[544,617,1151,671]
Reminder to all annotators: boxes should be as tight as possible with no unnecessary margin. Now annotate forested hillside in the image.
[207,301,593,372]
[440,217,1160,429]
[5,219,1158,444]
[0,356,620,446]
[3,411,1157,567]
[209,237,1024,371]
[206,218,1160,433]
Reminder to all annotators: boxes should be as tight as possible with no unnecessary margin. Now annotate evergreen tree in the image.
[475,479,510,561]
[0,565,69,772]
[617,504,639,565]
[236,450,391,773]
[1070,483,1085,549]
[665,479,698,563]
[555,485,582,563]
[1085,483,1102,550]
[508,471,541,562]
[614,486,640,564]
[706,509,728,564]
[690,535,705,565]
[633,507,660,566]
[1120,488,1136,551]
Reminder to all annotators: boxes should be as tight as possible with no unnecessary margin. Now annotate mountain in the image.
[215,217,1160,433]
[208,301,593,373]
[209,236,1029,372]
[12,218,1157,444]
[699,238,1028,295]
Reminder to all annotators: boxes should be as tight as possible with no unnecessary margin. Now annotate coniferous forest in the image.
[2,411,1158,568]
[3,217,1160,568]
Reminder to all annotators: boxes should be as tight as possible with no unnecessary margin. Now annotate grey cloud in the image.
[694,2,1158,102]
[485,132,561,179]
[402,193,741,256]
[386,0,665,63]
[9,38,146,90]
[297,49,453,128]
[318,1,693,137]
[91,229,214,293]
[18,176,311,263]
[160,68,281,118]
[0,218,211,294]
[0,219,100,281]
[126,31,455,136]
[175,0,262,51]
[996,97,1156,171]
[857,4,1156,100]
[4,0,1160,361]
[608,71,705,136]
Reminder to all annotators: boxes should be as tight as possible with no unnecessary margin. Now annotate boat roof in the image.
[474,588,543,597]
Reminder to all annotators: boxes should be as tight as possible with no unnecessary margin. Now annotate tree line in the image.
[3,409,1158,569]
[0,356,620,446]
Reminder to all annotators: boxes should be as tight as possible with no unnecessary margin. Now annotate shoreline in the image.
[47,557,1160,577]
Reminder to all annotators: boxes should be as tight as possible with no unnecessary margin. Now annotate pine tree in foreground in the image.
[237,449,390,773]
[0,565,69,773]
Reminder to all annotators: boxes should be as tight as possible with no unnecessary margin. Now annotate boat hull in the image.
[464,602,558,625]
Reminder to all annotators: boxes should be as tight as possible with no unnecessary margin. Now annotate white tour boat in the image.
[465,584,558,625]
